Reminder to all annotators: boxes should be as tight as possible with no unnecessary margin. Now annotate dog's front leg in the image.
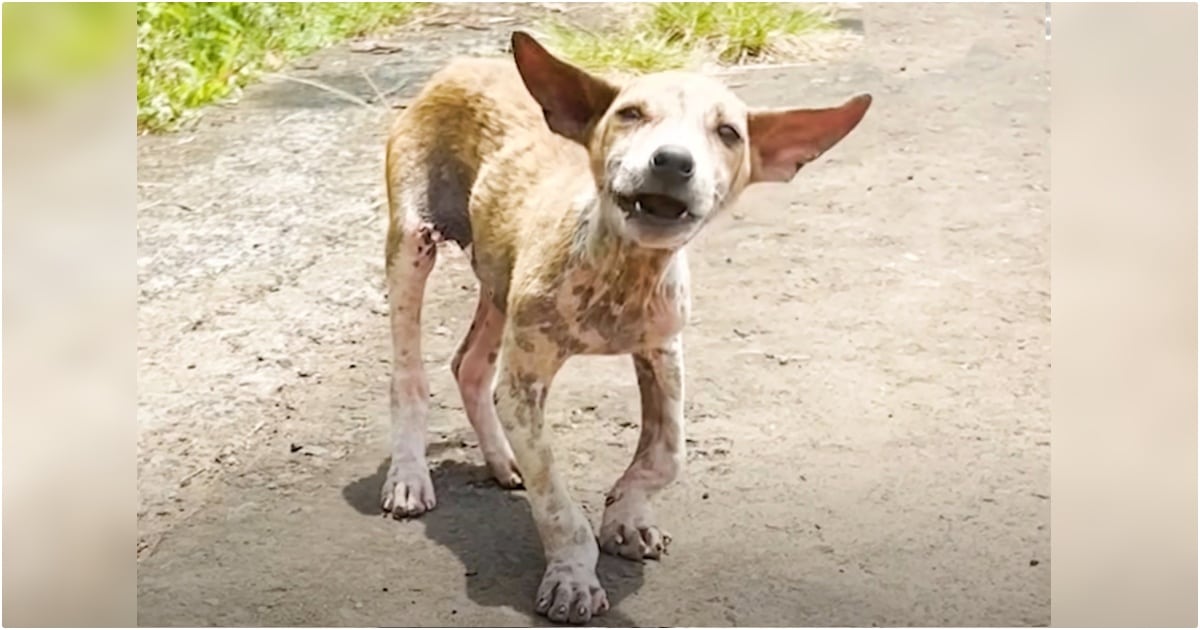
[600,334,685,561]
[494,333,608,624]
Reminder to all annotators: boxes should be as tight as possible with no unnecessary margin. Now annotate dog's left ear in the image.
[748,94,872,183]
[511,31,618,145]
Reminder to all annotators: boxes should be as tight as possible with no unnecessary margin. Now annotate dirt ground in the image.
[136,3,1050,626]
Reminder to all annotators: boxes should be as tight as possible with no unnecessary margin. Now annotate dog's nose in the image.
[649,145,694,182]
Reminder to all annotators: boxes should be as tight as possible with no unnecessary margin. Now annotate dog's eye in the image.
[616,106,643,122]
[716,123,742,145]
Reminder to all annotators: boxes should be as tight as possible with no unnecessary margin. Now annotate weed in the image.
[547,3,836,72]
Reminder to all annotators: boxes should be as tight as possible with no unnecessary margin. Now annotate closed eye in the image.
[717,123,741,145]
[616,105,644,122]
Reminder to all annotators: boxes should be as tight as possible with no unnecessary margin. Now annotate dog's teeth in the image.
[634,200,644,213]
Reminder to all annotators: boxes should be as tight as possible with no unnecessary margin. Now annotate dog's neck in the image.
[568,189,684,286]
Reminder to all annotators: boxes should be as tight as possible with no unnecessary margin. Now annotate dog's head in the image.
[512,31,871,250]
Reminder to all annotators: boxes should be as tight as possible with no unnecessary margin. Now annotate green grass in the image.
[543,23,695,75]
[547,3,837,73]
[137,2,420,133]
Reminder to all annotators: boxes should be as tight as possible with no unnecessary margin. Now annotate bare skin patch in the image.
[420,145,474,247]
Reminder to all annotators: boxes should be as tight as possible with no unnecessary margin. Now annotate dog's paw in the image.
[534,561,609,624]
[380,459,436,518]
[486,456,524,489]
[599,496,671,560]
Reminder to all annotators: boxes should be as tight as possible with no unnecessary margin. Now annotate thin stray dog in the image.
[381,32,870,624]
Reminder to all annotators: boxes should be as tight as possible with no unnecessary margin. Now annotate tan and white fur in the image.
[380,32,871,624]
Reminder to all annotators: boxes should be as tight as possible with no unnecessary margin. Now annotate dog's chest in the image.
[560,267,691,354]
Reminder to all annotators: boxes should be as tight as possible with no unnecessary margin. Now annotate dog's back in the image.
[385,57,584,252]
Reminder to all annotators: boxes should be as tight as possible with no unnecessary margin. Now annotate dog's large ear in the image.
[511,31,618,145]
[747,94,872,183]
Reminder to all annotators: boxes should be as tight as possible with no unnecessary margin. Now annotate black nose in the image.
[649,145,695,181]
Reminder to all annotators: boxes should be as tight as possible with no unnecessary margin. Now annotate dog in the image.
[380,31,870,624]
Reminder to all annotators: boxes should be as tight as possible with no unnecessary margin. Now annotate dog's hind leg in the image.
[380,197,441,518]
[451,290,522,488]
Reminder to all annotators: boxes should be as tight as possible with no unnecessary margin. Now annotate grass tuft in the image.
[547,3,837,73]
[137,2,419,133]
[542,24,694,74]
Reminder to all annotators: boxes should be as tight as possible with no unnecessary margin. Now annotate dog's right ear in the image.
[511,31,618,145]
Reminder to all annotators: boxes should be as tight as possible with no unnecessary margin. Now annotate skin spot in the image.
[487,351,498,364]
[512,295,561,329]
[530,466,551,491]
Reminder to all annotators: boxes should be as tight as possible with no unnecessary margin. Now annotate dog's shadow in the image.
[343,459,645,626]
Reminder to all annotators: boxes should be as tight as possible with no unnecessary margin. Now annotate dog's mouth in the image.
[616,193,694,224]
